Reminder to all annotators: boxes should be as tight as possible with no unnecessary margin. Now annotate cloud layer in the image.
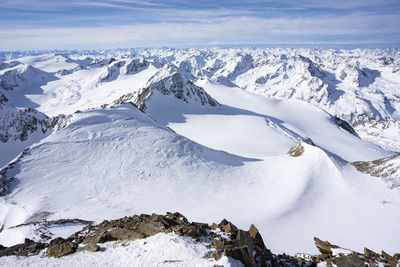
[1,0,399,50]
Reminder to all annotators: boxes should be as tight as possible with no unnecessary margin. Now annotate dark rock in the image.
[332,116,359,137]
[314,237,339,255]
[249,224,266,249]
[0,240,47,257]
[47,237,77,258]
[332,252,365,267]
[225,246,257,267]
[381,250,392,261]
[392,253,400,263]
[364,247,380,260]
[212,251,222,261]
[303,137,315,146]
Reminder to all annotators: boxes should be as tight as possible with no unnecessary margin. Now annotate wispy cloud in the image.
[0,0,399,49]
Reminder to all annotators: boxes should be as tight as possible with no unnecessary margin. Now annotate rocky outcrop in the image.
[332,116,359,137]
[0,238,47,257]
[287,141,305,157]
[0,213,399,266]
[313,237,340,255]
[351,154,400,189]
[0,105,54,143]
[141,71,219,109]
[0,212,300,266]
[295,237,400,266]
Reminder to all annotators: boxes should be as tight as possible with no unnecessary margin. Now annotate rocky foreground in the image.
[0,212,399,267]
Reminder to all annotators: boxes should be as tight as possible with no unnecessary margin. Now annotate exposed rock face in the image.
[332,116,359,137]
[124,58,149,74]
[97,60,125,83]
[351,154,400,189]
[0,104,56,143]
[136,70,219,110]
[0,238,47,257]
[69,212,208,245]
[287,141,305,157]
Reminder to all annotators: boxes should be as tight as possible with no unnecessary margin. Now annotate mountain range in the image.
[0,48,399,266]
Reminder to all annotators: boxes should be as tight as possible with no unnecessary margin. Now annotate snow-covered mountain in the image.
[0,48,400,265]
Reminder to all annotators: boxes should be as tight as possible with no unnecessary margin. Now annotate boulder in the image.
[314,237,339,255]
[47,237,77,258]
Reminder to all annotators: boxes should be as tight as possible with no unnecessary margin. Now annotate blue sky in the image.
[1,0,399,50]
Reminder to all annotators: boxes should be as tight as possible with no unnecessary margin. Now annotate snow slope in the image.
[0,104,399,256]
[0,49,400,258]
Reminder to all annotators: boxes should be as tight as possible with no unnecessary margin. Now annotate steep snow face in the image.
[179,79,389,162]
[0,105,399,255]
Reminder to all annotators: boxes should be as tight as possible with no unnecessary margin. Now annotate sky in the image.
[0,0,399,50]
